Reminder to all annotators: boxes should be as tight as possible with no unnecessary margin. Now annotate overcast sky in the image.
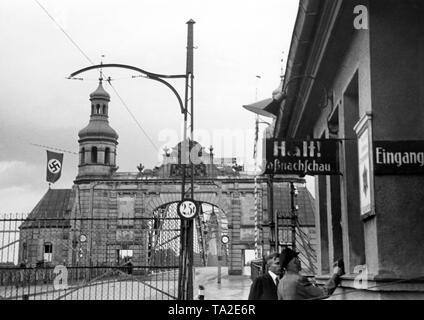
[0,0,301,213]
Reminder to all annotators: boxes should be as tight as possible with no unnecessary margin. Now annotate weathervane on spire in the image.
[99,54,105,82]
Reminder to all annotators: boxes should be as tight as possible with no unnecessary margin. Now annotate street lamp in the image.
[68,20,196,300]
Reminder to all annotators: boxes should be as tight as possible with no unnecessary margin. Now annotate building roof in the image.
[20,189,73,229]
[79,81,118,141]
[78,119,119,140]
[274,0,346,138]
[89,80,110,101]
[273,184,316,226]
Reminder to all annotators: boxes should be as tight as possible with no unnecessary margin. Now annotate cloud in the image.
[0,0,300,213]
[0,122,78,213]
[0,186,45,214]
[0,161,43,190]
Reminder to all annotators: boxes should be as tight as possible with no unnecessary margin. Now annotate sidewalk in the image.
[193,267,252,300]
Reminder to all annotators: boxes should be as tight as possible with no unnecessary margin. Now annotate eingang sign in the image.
[374,141,424,175]
[264,139,341,176]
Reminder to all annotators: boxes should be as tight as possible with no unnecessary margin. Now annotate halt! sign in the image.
[264,139,341,176]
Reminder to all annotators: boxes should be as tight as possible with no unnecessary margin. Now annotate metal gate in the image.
[0,204,182,300]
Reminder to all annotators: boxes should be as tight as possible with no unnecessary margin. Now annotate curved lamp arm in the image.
[68,63,187,114]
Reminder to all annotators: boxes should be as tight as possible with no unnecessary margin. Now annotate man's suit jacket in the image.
[248,273,278,300]
[277,271,340,300]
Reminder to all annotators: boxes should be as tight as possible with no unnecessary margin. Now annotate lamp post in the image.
[68,20,196,300]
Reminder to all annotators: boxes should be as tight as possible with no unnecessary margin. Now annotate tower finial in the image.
[99,54,105,82]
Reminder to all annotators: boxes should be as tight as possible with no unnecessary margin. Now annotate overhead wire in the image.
[34,0,94,65]
[29,143,78,155]
[107,80,159,151]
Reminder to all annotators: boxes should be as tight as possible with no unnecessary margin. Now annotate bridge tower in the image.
[76,79,119,181]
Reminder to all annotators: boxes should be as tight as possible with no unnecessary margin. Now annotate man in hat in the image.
[277,248,344,300]
[248,253,280,300]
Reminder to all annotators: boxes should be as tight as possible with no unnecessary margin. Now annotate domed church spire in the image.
[76,80,119,182]
[89,79,111,117]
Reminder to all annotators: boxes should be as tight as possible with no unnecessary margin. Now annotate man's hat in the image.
[264,252,279,262]
[279,248,299,269]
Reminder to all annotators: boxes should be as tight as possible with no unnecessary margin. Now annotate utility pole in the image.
[178,19,196,300]
[253,75,261,259]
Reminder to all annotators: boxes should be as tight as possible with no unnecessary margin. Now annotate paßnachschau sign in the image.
[374,141,424,175]
[264,139,341,175]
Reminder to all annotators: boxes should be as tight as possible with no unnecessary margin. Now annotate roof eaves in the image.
[274,0,322,139]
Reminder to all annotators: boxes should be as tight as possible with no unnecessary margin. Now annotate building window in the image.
[91,146,98,163]
[91,104,95,115]
[103,104,106,114]
[81,147,85,165]
[117,249,133,265]
[44,242,53,262]
[105,147,110,165]
[117,195,135,226]
[96,104,101,114]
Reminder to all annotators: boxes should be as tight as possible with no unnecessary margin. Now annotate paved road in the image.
[194,267,252,300]
[0,267,253,300]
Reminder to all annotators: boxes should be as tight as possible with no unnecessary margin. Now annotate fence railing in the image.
[0,265,179,300]
[0,212,181,300]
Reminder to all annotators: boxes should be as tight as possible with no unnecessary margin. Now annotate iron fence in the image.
[0,207,183,300]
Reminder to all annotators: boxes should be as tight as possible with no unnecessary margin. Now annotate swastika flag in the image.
[46,150,63,183]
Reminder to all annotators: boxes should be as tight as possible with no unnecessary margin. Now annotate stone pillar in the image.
[366,0,424,279]
[316,175,330,274]
[84,148,91,165]
[340,88,365,274]
[79,148,84,165]
[109,148,115,166]
[326,175,343,266]
[97,147,105,164]
[136,191,149,269]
